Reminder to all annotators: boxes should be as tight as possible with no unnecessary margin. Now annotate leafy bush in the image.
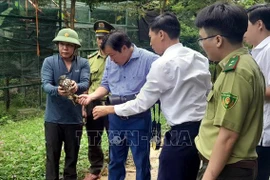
[0,105,18,125]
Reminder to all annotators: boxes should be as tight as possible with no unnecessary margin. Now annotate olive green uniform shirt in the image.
[88,50,107,94]
[195,47,265,164]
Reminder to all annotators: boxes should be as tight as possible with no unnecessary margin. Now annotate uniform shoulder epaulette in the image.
[223,55,240,72]
[87,51,98,59]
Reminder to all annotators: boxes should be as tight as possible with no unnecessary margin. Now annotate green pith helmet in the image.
[52,28,81,47]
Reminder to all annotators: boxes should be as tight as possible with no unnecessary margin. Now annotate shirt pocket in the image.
[206,90,215,120]
[90,68,99,82]
[126,66,145,91]
[127,76,145,91]
[108,66,120,84]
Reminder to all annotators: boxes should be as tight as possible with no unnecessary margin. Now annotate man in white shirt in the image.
[79,12,211,180]
[244,4,270,180]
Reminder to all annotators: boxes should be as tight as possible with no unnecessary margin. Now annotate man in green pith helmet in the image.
[83,20,115,180]
[41,28,90,180]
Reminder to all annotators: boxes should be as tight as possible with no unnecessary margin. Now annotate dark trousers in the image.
[85,100,109,175]
[197,160,257,180]
[45,122,82,180]
[158,121,201,180]
[256,146,270,180]
[108,113,151,180]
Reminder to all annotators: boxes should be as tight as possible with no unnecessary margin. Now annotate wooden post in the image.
[4,77,10,111]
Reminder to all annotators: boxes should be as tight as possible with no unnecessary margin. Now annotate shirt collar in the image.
[129,44,139,60]
[163,43,183,57]
[253,36,270,50]
[218,47,249,70]
[97,50,107,59]
[122,44,139,66]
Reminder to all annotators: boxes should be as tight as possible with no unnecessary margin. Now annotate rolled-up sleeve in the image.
[100,58,110,92]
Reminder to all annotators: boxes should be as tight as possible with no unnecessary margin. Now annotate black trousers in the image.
[256,146,270,180]
[45,122,83,180]
[197,160,257,180]
[158,121,201,180]
[85,100,108,175]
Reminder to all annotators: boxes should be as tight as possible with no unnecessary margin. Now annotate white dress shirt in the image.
[114,43,212,126]
[251,36,270,146]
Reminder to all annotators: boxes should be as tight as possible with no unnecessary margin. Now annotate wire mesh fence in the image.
[0,0,148,114]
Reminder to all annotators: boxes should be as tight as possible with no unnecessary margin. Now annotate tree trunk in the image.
[70,0,76,29]
[4,77,10,111]
[159,0,167,14]
[63,0,69,28]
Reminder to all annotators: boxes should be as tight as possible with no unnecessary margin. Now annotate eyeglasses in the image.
[197,35,227,47]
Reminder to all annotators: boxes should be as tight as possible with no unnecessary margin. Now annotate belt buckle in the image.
[120,116,129,120]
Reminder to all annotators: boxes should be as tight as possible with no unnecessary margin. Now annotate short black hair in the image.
[247,4,270,31]
[101,30,132,52]
[195,2,247,44]
[149,12,180,39]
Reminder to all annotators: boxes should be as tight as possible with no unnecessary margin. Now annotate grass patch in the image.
[0,116,109,179]
[0,111,168,179]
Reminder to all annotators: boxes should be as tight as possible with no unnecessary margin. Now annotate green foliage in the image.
[180,23,201,52]
[236,0,267,7]
[0,83,44,125]
[0,104,43,125]
[80,0,149,11]
[0,105,18,125]
[209,62,217,83]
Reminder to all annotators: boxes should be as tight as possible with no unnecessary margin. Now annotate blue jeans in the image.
[108,113,151,180]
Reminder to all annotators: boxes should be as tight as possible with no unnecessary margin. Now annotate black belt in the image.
[171,121,200,130]
[199,152,257,169]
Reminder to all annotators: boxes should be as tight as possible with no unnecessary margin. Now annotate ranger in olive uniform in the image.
[84,20,115,180]
[195,3,265,180]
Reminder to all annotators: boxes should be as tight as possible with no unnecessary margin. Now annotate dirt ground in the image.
[99,148,161,180]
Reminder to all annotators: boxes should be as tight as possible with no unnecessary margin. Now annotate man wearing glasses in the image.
[195,2,265,180]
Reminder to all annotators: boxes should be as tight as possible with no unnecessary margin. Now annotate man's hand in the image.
[82,106,87,118]
[93,105,115,120]
[70,80,78,94]
[202,127,239,180]
[78,94,93,105]
[58,86,69,96]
